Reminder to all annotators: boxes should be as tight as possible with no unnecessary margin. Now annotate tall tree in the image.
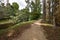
[42,0,46,22]
[30,0,41,20]
[53,0,60,26]
[12,2,19,10]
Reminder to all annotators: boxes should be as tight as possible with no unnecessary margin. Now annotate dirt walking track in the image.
[12,20,48,40]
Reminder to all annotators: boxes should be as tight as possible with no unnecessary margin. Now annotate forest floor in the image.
[0,20,60,40]
[12,20,48,40]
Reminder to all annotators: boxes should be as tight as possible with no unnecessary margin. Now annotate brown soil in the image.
[42,26,60,40]
[0,20,60,40]
[12,20,48,40]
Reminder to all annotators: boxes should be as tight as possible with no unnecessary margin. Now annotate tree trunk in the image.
[43,0,46,22]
